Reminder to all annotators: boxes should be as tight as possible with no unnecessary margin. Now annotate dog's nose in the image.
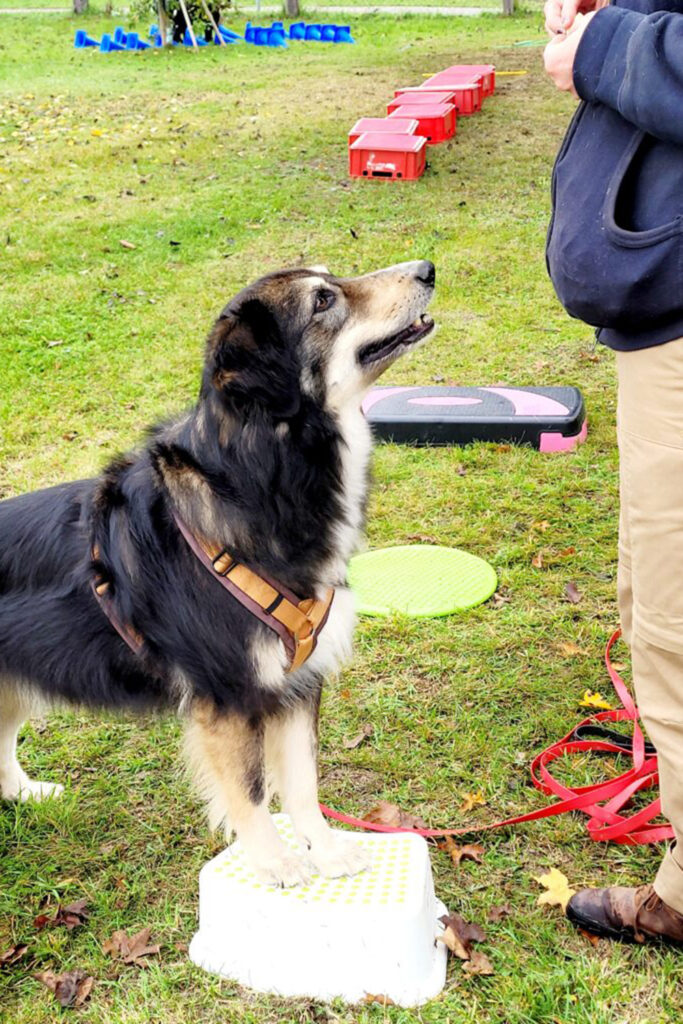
[415,260,436,287]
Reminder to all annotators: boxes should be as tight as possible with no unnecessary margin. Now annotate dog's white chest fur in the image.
[252,403,372,694]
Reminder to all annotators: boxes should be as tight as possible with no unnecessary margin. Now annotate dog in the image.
[0,260,435,886]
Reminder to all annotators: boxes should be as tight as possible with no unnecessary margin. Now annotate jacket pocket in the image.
[547,106,683,331]
[605,131,683,248]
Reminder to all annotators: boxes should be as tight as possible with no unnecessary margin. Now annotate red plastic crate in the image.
[388,103,456,144]
[389,90,456,111]
[424,81,482,116]
[426,64,494,97]
[348,132,427,180]
[348,117,418,147]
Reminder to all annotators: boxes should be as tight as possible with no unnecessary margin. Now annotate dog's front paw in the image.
[0,771,64,803]
[309,835,371,879]
[251,850,313,889]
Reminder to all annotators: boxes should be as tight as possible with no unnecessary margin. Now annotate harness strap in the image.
[172,512,334,673]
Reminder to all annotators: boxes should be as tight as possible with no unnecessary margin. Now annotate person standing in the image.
[543,0,683,945]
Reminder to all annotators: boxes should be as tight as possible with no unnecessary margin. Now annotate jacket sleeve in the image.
[573,5,683,144]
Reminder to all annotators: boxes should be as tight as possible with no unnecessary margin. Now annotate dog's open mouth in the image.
[357,314,435,367]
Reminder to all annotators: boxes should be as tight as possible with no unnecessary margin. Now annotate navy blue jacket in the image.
[546,0,683,349]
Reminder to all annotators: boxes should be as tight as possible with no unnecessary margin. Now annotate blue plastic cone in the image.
[183,29,207,45]
[113,27,127,44]
[320,25,336,41]
[217,24,242,40]
[100,33,125,52]
[334,25,355,43]
[74,29,99,48]
[254,27,269,45]
[245,22,256,42]
[267,28,287,47]
[289,21,305,39]
[304,25,322,40]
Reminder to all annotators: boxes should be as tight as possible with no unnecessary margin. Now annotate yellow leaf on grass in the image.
[460,792,486,814]
[580,690,614,711]
[535,868,576,911]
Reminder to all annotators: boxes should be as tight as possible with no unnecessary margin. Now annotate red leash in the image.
[321,629,673,846]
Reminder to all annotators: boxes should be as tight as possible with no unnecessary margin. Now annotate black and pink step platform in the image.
[363,385,587,452]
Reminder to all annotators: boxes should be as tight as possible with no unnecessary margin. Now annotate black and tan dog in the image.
[0,260,435,886]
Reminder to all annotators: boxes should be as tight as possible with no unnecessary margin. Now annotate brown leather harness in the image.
[92,514,334,673]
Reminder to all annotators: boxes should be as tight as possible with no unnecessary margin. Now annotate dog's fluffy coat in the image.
[0,261,435,884]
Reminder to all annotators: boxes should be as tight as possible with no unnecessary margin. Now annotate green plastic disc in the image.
[348,545,497,618]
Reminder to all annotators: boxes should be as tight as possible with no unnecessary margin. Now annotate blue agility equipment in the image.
[183,29,208,45]
[217,24,242,41]
[289,21,305,39]
[74,29,99,48]
[126,33,152,50]
[320,25,336,41]
[113,27,128,44]
[100,33,125,52]
[267,28,287,47]
[304,25,322,41]
[334,25,355,43]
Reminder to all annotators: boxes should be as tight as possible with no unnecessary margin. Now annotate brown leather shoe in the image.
[567,884,683,944]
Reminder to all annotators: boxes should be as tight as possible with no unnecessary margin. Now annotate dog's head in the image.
[203,261,436,419]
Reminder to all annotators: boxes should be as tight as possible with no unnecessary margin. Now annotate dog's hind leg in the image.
[185,700,312,887]
[0,684,64,802]
[266,696,371,879]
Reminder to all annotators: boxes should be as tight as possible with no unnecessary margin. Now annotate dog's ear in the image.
[206,298,301,419]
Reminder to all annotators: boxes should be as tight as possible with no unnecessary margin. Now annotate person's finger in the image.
[544,0,564,34]
[560,0,580,29]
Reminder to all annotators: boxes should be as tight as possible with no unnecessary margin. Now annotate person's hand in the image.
[544,0,606,36]
[544,11,595,95]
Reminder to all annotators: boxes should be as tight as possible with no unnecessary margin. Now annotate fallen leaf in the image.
[103,926,160,966]
[0,944,28,967]
[579,689,613,711]
[62,431,78,442]
[362,800,427,831]
[438,912,486,960]
[45,339,64,348]
[364,993,395,1006]
[531,552,544,569]
[533,520,551,532]
[579,350,600,363]
[343,723,373,750]
[579,928,600,947]
[459,792,486,814]
[461,950,495,976]
[565,582,582,604]
[35,969,94,1008]
[558,642,586,657]
[487,904,512,923]
[492,590,511,609]
[535,867,576,912]
[119,239,136,250]
[438,836,485,869]
[406,533,439,544]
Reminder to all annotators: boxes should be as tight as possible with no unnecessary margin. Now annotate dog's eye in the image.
[314,290,335,314]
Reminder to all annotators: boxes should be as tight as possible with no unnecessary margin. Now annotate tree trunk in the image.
[284,0,300,16]
[73,0,88,12]
[502,0,515,13]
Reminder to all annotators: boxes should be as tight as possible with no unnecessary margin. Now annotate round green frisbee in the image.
[348,545,497,618]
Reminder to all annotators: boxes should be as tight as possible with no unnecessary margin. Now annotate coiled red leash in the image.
[320,629,674,846]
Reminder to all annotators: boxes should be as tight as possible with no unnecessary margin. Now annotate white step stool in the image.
[189,814,447,1006]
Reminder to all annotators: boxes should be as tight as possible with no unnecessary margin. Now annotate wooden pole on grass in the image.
[178,0,200,50]
[157,0,169,43]
[199,0,226,46]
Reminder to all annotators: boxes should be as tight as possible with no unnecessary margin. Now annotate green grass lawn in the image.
[1,9,682,1023]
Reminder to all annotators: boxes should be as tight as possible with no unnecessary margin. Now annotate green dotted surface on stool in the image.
[348,545,497,618]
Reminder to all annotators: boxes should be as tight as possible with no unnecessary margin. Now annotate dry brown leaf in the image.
[461,950,495,976]
[531,552,544,569]
[34,899,88,933]
[491,591,511,609]
[579,928,600,947]
[362,800,427,831]
[343,723,373,750]
[565,582,582,605]
[558,642,586,657]
[533,520,551,532]
[35,969,94,1008]
[487,904,512,923]
[0,944,28,967]
[535,868,576,912]
[119,239,136,250]
[438,912,486,960]
[406,533,439,544]
[438,836,484,869]
[103,926,160,966]
[459,792,486,814]
[364,993,395,1006]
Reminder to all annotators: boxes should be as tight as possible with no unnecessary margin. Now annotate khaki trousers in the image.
[617,337,683,914]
